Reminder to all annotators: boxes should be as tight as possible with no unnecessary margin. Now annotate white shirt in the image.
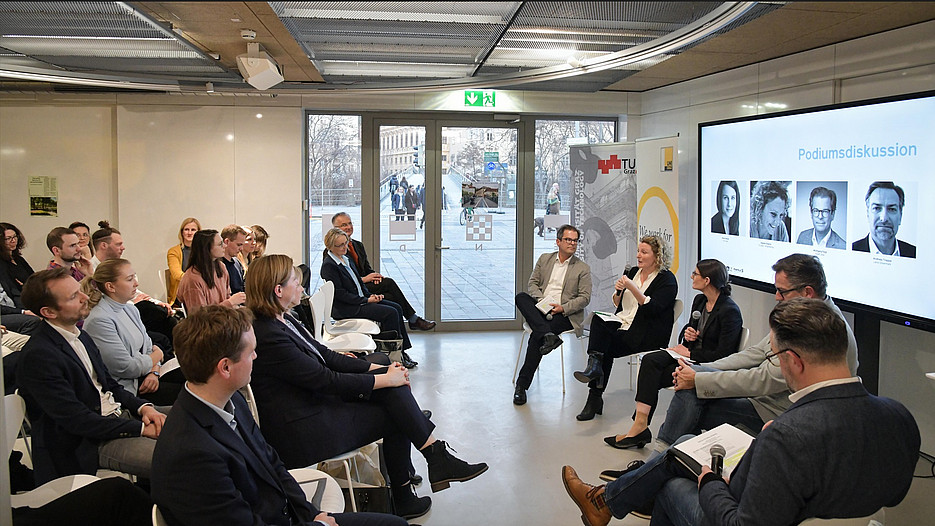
[615,270,657,330]
[869,237,900,257]
[47,321,123,417]
[185,382,237,431]
[542,253,570,302]
[788,376,861,403]
[812,229,833,248]
[328,251,365,298]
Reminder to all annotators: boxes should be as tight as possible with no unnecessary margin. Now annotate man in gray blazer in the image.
[514,224,591,405]
[796,186,846,249]
[656,253,858,447]
[562,298,919,526]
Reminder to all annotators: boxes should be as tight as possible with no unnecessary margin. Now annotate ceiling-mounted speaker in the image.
[236,43,283,90]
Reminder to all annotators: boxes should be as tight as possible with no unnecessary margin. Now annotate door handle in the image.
[435,245,450,250]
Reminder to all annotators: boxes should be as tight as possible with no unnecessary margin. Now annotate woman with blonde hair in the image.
[82,258,184,405]
[248,254,487,519]
[573,235,678,423]
[166,217,200,305]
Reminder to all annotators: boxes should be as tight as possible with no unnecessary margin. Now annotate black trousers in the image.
[586,315,638,392]
[514,292,572,389]
[366,277,416,319]
[633,350,680,423]
[12,477,152,526]
[135,301,177,344]
[351,299,412,350]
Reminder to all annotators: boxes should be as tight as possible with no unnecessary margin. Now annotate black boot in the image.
[391,483,432,519]
[576,391,603,421]
[421,440,489,492]
[400,351,418,368]
[573,351,604,388]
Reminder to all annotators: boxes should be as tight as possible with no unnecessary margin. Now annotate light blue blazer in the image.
[83,294,155,394]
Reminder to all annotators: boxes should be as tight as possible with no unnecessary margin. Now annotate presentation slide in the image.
[699,92,935,324]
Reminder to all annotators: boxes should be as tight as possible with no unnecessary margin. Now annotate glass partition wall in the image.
[305,112,615,330]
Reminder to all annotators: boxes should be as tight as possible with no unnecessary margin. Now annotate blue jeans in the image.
[658,389,765,447]
[603,436,703,526]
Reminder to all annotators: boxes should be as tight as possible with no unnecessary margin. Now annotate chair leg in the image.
[513,330,528,385]
[342,458,357,512]
[559,339,565,395]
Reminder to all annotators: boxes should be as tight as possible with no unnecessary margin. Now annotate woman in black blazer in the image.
[247,255,487,520]
[573,236,678,421]
[604,258,743,449]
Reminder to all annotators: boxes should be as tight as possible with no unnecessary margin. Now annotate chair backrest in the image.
[318,281,336,327]
[308,285,329,340]
[738,326,751,352]
[156,269,169,303]
[669,298,685,345]
[3,393,27,459]
[239,384,261,426]
[673,298,684,320]
[152,504,169,526]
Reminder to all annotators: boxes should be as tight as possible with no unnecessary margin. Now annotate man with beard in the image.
[46,226,93,281]
[852,181,916,258]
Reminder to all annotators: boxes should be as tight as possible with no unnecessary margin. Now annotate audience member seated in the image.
[92,221,177,344]
[321,227,415,366]
[17,267,166,484]
[67,220,95,265]
[45,226,92,281]
[151,305,408,526]
[1,223,41,334]
[330,212,436,331]
[249,223,269,261]
[573,235,677,421]
[513,224,591,406]
[655,253,859,449]
[3,325,30,394]
[166,217,200,306]
[237,224,254,270]
[601,258,742,450]
[176,229,246,314]
[220,224,247,294]
[562,298,919,526]
[82,259,184,406]
[247,255,487,519]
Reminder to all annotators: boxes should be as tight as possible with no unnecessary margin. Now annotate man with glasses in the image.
[852,181,916,258]
[796,186,846,249]
[562,298,917,526]
[651,253,858,450]
[513,224,591,405]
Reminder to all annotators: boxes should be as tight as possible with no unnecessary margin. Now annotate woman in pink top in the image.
[177,229,246,313]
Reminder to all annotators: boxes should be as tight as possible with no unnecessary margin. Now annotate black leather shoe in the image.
[539,332,563,355]
[409,317,437,331]
[400,351,418,368]
[599,460,645,482]
[410,471,423,486]
[513,385,527,405]
[392,484,432,519]
[604,428,652,449]
[576,393,603,421]
[573,352,604,388]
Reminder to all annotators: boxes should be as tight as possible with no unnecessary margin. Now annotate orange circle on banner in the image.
[637,186,680,273]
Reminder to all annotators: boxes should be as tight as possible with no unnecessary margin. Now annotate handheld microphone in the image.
[690,310,701,325]
[546,313,553,321]
[709,444,726,477]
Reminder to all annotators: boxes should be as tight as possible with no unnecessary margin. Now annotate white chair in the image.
[317,281,381,336]
[512,323,581,394]
[152,504,168,526]
[155,269,169,303]
[5,393,102,509]
[240,384,261,426]
[628,298,684,390]
[737,326,750,352]
[319,449,364,512]
[8,390,33,463]
[799,509,884,525]
[289,467,346,513]
[309,284,377,352]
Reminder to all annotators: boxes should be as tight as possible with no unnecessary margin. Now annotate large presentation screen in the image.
[699,91,935,327]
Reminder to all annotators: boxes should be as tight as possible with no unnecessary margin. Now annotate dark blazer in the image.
[320,254,371,319]
[851,235,916,258]
[0,255,34,314]
[320,239,375,276]
[614,267,678,351]
[152,388,319,526]
[710,213,737,236]
[678,293,743,363]
[17,321,147,484]
[699,382,919,525]
[251,314,376,467]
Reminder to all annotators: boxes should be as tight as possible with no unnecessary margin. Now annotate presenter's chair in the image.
[512,323,582,395]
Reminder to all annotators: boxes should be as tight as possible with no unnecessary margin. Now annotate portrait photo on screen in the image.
[795,182,848,250]
[711,180,741,236]
[749,180,792,242]
[850,180,917,259]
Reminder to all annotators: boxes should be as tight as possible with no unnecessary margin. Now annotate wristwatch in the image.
[150,370,161,378]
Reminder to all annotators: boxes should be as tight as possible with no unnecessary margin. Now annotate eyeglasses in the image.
[333,242,348,248]
[690,270,700,278]
[765,348,799,366]
[4,235,17,242]
[775,285,804,299]
[561,238,579,244]
[811,208,832,217]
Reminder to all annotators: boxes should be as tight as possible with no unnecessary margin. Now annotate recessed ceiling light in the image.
[256,113,263,119]
[231,18,241,23]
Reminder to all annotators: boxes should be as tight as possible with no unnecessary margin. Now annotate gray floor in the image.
[402,330,935,526]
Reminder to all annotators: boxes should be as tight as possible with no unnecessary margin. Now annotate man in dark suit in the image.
[562,298,919,526]
[796,186,846,249]
[852,181,916,258]
[330,212,435,331]
[151,305,406,526]
[16,267,166,484]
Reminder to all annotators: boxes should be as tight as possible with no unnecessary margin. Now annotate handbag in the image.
[341,486,395,514]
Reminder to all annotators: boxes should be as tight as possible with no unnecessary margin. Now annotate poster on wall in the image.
[28,176,58,216]
[569,142,637,310]
[636,136,680,272]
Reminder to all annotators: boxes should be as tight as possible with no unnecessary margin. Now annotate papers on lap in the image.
[667,423,754,479]
[536,295,559,314]
[592,311,620,323]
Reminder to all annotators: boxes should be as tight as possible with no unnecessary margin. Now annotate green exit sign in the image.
[464,90,495,107]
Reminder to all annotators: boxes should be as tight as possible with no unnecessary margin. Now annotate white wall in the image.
[635,20,935,452]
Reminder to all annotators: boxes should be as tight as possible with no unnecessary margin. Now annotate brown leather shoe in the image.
[562,466,611,526]
[409,317,436,331]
